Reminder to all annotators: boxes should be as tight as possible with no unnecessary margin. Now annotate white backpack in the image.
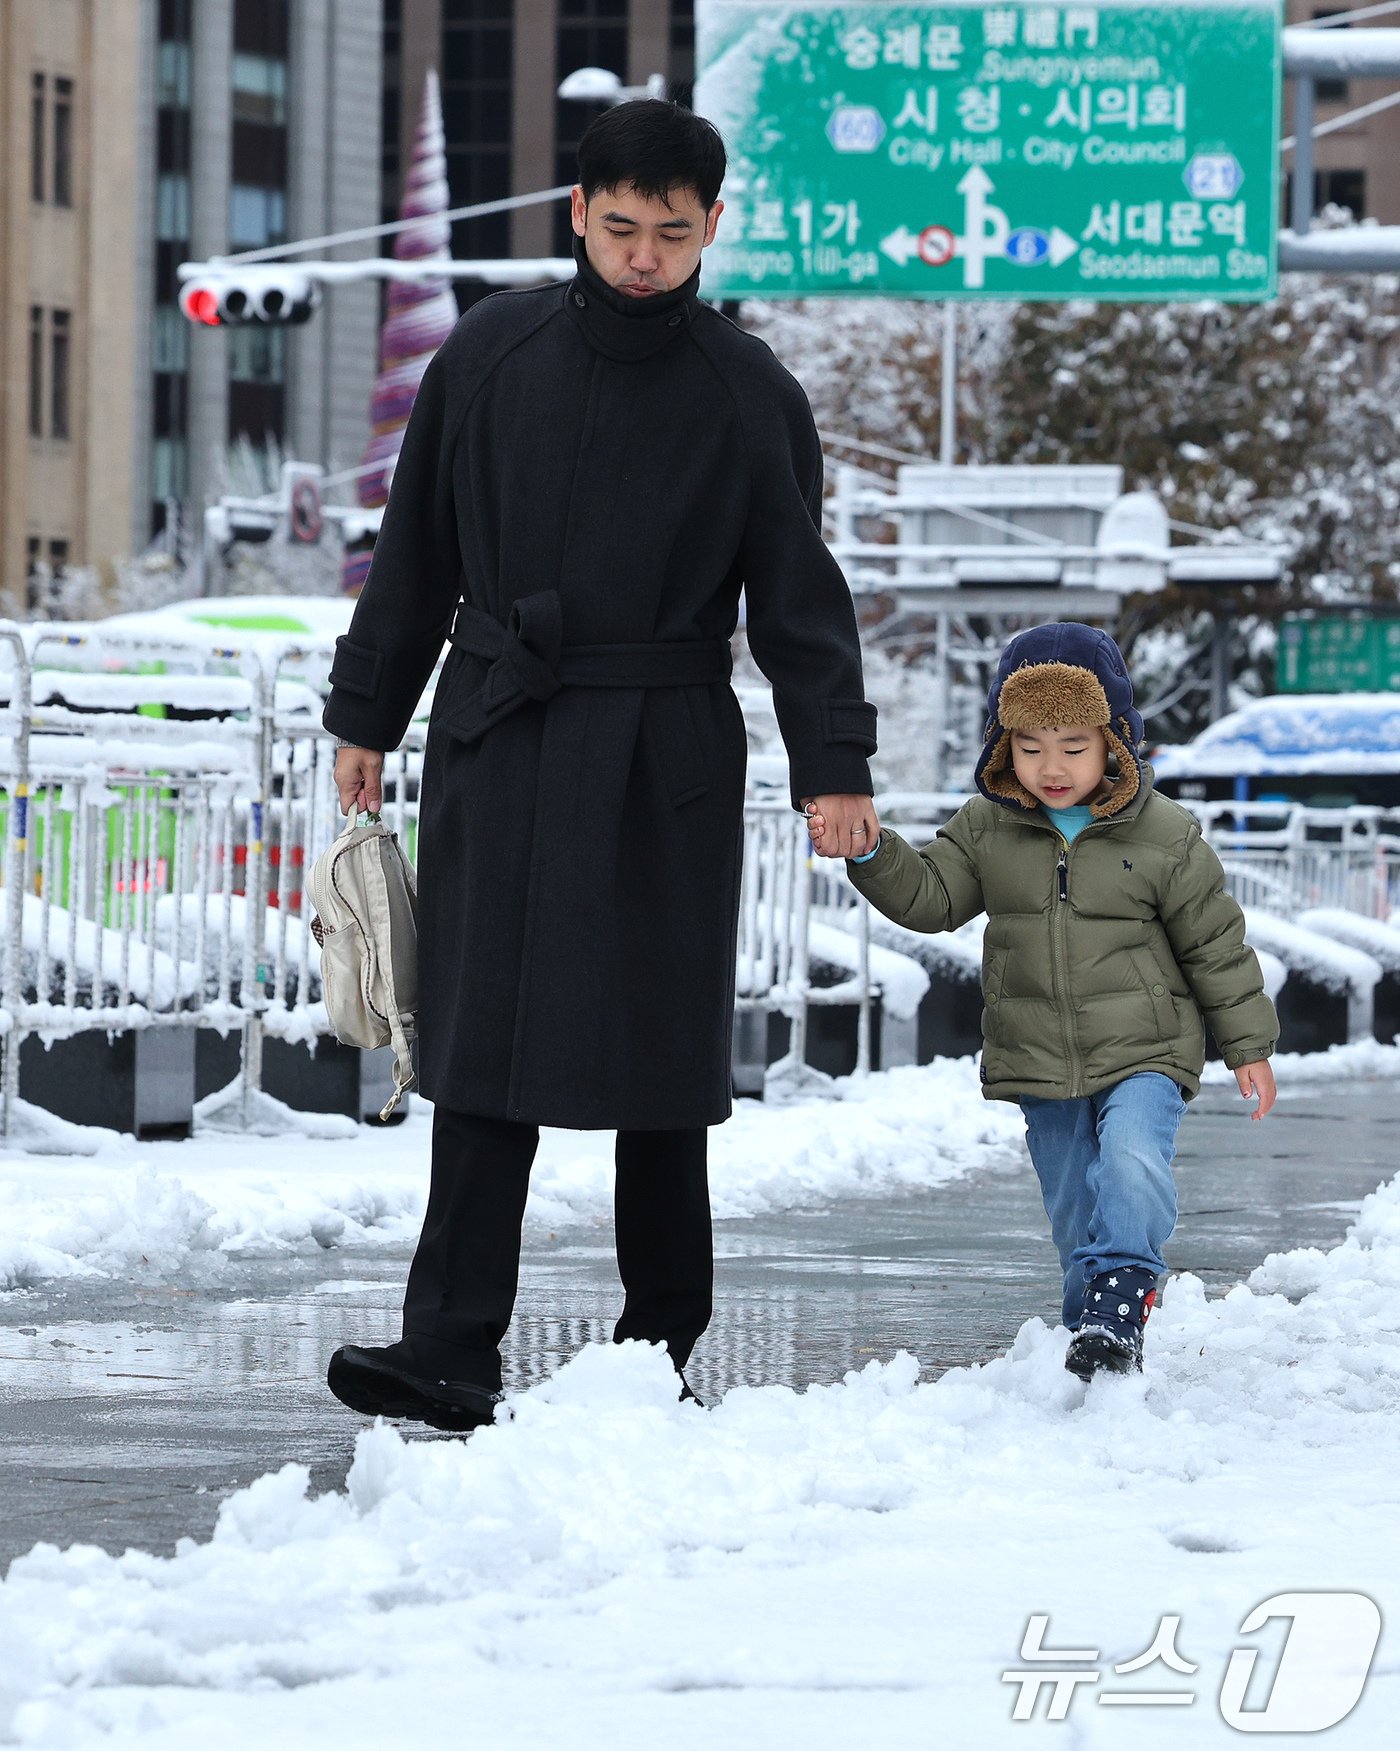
[307,814,418,1119]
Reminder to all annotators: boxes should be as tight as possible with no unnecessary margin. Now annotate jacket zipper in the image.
[1047,832,1081,1094]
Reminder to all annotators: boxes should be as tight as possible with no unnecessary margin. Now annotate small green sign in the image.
[695,0,1281,300]
[1277,616,1400,694]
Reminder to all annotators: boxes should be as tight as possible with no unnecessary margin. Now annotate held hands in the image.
[334,746,385,817]
[802,795,881,860]
[1235,1059,1276,1120]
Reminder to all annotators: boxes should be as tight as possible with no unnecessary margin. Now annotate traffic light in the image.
[179,268,321,327]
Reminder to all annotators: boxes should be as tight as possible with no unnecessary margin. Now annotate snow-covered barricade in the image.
[1244,910,1381,1051]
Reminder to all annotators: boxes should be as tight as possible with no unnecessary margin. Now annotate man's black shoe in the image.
[327,1342,502,1433]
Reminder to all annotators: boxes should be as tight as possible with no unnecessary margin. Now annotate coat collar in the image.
[563,234,700,362]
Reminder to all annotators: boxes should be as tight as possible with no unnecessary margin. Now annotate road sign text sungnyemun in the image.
[695,1,1281,300]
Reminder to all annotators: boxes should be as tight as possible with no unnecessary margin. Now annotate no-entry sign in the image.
[695,1,1281,300]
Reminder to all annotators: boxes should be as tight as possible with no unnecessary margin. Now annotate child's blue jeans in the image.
[1018,1071,1185,1329]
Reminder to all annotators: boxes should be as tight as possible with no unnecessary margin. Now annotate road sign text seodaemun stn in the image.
[694,1,1281,300]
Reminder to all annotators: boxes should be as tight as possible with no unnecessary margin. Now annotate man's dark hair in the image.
[577,100,726,210]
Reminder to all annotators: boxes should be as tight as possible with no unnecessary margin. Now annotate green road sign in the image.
[1278,616,1400,694]
[695,1,1281,300]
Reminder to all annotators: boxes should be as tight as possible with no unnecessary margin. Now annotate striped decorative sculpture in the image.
[343,68,459,594]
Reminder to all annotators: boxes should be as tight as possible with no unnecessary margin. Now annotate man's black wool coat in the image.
[323,243,876,1130]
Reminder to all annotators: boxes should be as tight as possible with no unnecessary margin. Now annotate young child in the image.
[808,622,1278,1380]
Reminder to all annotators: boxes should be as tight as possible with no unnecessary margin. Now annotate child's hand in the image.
[802,796,879,860]
[1235,1059,1276,1119]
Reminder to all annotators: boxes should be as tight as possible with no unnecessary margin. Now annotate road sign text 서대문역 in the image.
[694,1,1281,300]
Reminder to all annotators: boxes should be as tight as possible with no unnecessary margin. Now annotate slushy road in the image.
[1,1079,1392,1568]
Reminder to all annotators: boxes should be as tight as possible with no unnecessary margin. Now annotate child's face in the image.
[1010,724,1109,808]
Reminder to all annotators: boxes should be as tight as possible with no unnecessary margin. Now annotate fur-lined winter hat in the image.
[974,622,1145,818]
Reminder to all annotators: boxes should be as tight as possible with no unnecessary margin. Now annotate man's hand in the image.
[334,746,384,817]
[801,794,880,860]
[1235,1059,1276,1120]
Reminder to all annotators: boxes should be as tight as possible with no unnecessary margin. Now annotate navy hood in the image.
[973,622,1145,819]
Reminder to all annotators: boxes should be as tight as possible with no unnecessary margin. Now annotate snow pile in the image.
[1201,1036,1400,1086]
[19,893,200,1012]
[3,1180,1399,1745]
[804,918,930,1020]
[1253,946,1287,1003]
[0,1061,1024,1291]
[1299,909,1400,975]
[1243,909,1381,996]
[845,906,985,985]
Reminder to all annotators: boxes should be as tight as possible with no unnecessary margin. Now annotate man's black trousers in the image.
[401,1107,713,1392]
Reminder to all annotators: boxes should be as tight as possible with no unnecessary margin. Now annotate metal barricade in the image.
[1,619,877,1133]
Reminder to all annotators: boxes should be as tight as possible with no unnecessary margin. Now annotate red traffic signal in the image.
[179,269,321,327]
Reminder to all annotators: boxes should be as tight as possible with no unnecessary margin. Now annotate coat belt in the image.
[442,590,733,807]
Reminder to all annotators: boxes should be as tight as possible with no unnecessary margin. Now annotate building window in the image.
[444,2,514,258]
[152,436,188,502]
[159,0,193,43]
[153,371,189,439]
[51,309,71,441]
[153,305,190,372]
[28,307,44,437]
[26,538,44,613]
[669,3,695,103]
[31,73,45,202]
[228,324,286,384]
[228,382,286,447]
[555,5,630,254]
[230,183,287,249]
[157,39,191,106]
[233,53,287,124]
[1318,168,1365,218]
[156,173,191,240]
[234,0,290,58]
[157,106,192,175]
[49,539,69,575]
[53,77,73,206]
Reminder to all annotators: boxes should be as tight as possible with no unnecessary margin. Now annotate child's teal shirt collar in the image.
[1041,802,1095,843]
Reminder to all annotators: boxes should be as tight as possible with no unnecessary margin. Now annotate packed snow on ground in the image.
[5,1044,1400,1295]
[0,1058,1025,1293]
[1,1170,1398,1745]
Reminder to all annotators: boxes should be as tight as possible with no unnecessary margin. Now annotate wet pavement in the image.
[1,1079,1394,1568]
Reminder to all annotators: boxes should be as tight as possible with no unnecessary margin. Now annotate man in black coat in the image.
[323,102,880,1429]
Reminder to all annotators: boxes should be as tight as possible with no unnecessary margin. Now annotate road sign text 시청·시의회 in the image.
[694,1,1281,300]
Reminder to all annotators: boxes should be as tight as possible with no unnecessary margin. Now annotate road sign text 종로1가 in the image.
[694,1,1281,300]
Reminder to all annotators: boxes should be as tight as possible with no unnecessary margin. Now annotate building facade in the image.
[141,0,384,558]
[384,2,696,263]
[0,0,144,614]
[0,0,383,616]
[1285,2,1400,225]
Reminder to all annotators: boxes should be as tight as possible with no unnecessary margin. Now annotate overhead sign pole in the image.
[696,0,1282,302]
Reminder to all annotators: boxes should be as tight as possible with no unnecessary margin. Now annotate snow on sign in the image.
[695,1,1281,300]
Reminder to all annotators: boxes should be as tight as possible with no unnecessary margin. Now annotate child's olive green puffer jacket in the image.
[846,770,1277,1103]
